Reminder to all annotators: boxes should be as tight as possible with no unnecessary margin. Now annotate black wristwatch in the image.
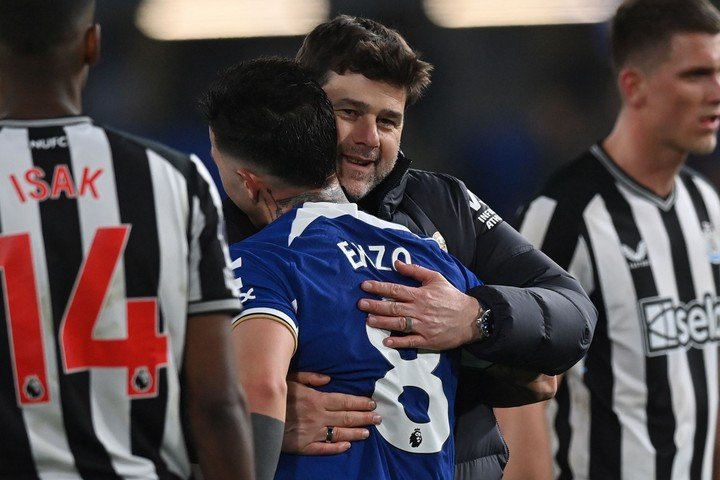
[475,308,493,341]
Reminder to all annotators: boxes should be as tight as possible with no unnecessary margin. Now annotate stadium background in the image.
[87,0,720,221]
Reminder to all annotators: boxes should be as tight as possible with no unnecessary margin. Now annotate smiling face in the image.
[638,32,720,156]
[321,71,407,201]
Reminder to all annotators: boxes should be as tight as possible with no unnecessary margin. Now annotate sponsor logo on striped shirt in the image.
[621,240,650,270]
[640,294,720,355]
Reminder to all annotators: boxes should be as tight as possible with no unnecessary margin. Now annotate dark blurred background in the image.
[86,0,720,222]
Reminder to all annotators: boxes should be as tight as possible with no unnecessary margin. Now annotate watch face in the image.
[476,309,492,340]
[481,310,493,337]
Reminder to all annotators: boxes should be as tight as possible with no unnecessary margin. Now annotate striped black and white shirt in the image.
[517,144,720,480]
[0,116,241,479]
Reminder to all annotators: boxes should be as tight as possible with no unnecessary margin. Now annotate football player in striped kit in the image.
[506,0,720,479]
[0,1,254,478]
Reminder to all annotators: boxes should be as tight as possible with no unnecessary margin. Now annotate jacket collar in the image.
[357,152,412,217]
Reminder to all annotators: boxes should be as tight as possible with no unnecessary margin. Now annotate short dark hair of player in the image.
[199,57,338,189]
[611,0,720,72]
[0,0,95,56]
[296,15,433,106]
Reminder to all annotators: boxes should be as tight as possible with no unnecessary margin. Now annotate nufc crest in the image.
[702,221,720,264]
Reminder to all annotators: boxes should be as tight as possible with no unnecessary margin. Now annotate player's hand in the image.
[282,371,382,455]
[359,260,481,350]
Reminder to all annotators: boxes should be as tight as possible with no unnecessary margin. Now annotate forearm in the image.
[461,216,596,374]
[467,249,596,374]
[459,363,557,408]
[252,413,284,480]
[233,317,294,477]
[190,398,255,480]
[243,376,288,420]
[495,402,554,480]
[185,314,255,479]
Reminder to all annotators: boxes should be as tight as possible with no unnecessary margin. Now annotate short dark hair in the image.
[296,15,433,105]
[611,0,720,71]
[199,57,338,189]
[0,0,95,55]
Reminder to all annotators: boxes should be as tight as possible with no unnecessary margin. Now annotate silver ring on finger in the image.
[325,426,335,443]
[402,316,414,334]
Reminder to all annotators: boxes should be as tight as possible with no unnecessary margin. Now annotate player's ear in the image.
[618,67,645,108]
[84,24,101,66]
[236,168,262,202]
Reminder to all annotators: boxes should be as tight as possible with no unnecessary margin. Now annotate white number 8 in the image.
[366,324,450,453]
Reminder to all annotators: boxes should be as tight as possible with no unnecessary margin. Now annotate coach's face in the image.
[640,32,720,156]
[322,72,406,201]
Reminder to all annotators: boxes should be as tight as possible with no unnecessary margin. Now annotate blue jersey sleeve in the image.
[229,241,299,348]
[450,252,483,292]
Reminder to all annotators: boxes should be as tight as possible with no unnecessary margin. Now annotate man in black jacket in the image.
[223,15,596,479]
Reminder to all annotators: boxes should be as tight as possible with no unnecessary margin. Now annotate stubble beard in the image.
[681,132,719,157]
[336,143,398,201]
[339,166,381,202]
[695,136,718,156]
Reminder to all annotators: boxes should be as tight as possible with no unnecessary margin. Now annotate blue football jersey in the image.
[230,202,481,480]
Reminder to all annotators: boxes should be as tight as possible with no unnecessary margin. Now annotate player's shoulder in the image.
[532,148,608,203]
[404,168,478,216]
[234,219,291,249]
[293,203,411,240]
[680,164,720,197]
[100,125,196,175]
[516,148,610,229]
[406,168,467,195]
[230,232,291,274]
[234,211,319,254]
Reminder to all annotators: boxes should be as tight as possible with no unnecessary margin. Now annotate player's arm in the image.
[494,398,555,480]
[359,260,558,406]
[497,192,592,477]
[461,363,557,407]
[281,372,380,455]
[360,188,596,376]
[359,230,595,376]
[231,246,380,458]
[184,313,255,480]
[463,221,596,375]
[233,316,295,480]
[185,156,257,478]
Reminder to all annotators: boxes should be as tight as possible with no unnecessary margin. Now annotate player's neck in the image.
[258,178,348,225]
[603,113,686,198]
[0,73,83,119]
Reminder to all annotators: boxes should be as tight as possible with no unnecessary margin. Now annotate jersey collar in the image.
[590,143,677,212]
[0,116,92,128]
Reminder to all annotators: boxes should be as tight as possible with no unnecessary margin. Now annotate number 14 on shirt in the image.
[0,226,168,406]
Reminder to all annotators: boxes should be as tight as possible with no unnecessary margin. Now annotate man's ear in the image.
[236,168,263,203]
[84,24,101,66]
[618,67,646,108]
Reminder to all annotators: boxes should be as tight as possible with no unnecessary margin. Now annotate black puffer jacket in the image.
[223,153,597,479]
